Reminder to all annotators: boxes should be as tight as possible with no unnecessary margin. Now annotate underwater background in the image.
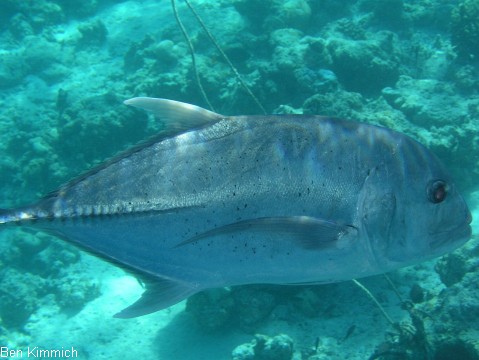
[0,0,478,359]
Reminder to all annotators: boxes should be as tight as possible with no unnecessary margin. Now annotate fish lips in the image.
[429,209,472,253]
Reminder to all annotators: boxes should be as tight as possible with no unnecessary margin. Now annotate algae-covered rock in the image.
[255,334,294,360]
[232,0,310,32]
[270,29,307,71]
[361,0,405,26]
[294,68,339,94]
[0,51,29,89]
[264,0,311,31]
[233,287,277,332]
[327,37,400,94]
[77,20,108,47]
[0,267,47,328]
[452,65,479,92]
[23,37,63,74]
[381,76,467,128]
[9,14,34,40]
[409,283,425,304]
[185,288,235,331]
[57,92,149,178]
[55,0,99,19]
[435,253,467,287]
[292,288,322,317]
[232,341,255,360]
[0,228,99,325]
[232,334,294,360]
[303,91,364,119]
[54,273,100,315]
[451,0,479,61]
[433,339,479,360]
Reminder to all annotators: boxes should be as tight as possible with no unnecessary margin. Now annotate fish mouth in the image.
[429,210,472,251]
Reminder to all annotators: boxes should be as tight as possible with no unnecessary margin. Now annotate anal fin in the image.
[114,275,200,318]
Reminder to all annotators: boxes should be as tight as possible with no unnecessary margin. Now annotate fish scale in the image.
[0,97,472,318]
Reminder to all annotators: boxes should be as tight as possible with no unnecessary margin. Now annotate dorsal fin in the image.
[124,97,225,133]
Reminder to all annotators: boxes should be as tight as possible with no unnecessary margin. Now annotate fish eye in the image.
[427,180,447,204]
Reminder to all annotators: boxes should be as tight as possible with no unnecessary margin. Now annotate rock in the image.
[57,92,149,177]
[56,0,99,19]
[270,29,307,71]
[232,287,276,331]
[303,91,364,119]
[409,283,425,304]
[0,51,28,89]
[265,0,312,31]
[185,288,234,331]
[294,68,339,94]
[9,14,34,40]
[255,334,294,360]
[361,0,405,27]
[433,338,479,360]
[232,342,255,360]
[381,76,467,128]
[451,0,479,61]
[435,253,467,287]
[327,36,399,94]
[452,65,479,92]
[54,273,100,315]
[0,268,46,328]
[77,20,108,47]
[232,334,294,360]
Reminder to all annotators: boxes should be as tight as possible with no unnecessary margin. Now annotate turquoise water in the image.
[0,0,478,359]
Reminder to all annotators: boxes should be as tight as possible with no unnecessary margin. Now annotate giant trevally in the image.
[0,97,472,318]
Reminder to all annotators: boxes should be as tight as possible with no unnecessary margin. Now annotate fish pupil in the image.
[428,180,447,204]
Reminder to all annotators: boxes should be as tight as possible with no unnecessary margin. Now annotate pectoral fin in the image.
[175,216,357,250]
[114,275,199,318]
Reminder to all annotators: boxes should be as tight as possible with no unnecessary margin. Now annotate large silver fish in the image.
[0,98,472,318]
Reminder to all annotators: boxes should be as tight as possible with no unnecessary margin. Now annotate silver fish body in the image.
[0,98,472,318]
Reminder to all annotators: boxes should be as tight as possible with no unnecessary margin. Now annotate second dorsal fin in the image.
[124,97,225,133]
